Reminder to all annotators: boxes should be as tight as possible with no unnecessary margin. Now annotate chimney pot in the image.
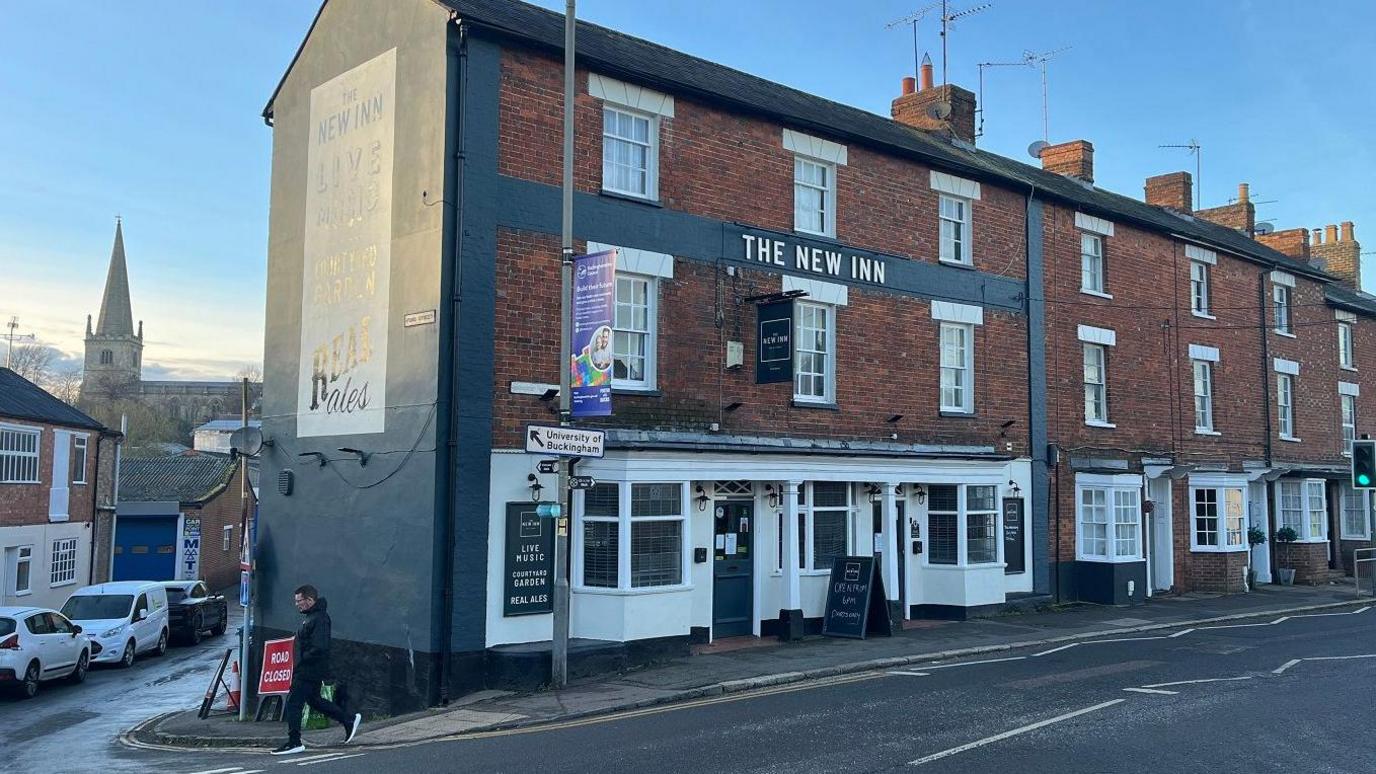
[920,54,934,91]
[1327,224,1339,244]
[1238,183,1249,203]
[901,76,916,96]
[1341,221,1355,242]
[1313,228,1325,245]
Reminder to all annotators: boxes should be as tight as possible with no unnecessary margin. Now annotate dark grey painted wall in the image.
[1025,197,1050,597]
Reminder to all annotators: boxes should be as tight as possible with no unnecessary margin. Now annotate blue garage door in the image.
[114,516,178,581]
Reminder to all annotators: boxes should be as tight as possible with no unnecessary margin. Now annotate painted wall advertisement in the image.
[179,516,201,581]
[570,249,617,417]
[297,48,396,437]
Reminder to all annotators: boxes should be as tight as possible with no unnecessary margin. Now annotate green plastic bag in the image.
[302,682,335,730]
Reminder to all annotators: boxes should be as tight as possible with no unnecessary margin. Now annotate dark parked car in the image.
[159,581,228,645]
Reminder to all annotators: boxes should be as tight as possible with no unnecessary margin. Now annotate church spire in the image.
[95,217,135,336]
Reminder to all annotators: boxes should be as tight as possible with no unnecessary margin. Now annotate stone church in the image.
[81,219,258,423]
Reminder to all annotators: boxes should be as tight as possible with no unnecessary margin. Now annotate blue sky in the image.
[3,0,1372,379]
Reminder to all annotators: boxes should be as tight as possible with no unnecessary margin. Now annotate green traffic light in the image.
[1361,474,1372,486]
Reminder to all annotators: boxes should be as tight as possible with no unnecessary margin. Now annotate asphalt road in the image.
[41,604,1376,773]
[0,605,244,774]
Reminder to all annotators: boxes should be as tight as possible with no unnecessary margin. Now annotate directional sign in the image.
[525,425,605,458]
[569,475,597,490]
[537,459,559,475]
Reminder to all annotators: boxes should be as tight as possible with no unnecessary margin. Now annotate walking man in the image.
[272,585,362,755]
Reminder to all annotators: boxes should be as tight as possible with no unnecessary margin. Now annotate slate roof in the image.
[1325,283,1376,317]
[0,368,107,432]
[119,453,239,504]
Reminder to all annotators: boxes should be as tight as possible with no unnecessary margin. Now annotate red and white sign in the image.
[258,636,295,695]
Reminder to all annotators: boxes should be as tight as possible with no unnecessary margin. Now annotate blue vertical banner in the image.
[571,249,617,417]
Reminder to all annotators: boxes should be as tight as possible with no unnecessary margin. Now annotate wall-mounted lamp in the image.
[695,484,710,512]
[865,483,882,504]
[724,401,744,412]
[297,451,327,467]
[338,447,371,467]
[527,473,545,502]
[764,483,779,509]
[1008,479,1023,497]
[913,484,927,504]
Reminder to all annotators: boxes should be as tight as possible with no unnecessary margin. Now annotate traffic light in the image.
[1353,439,1376,489]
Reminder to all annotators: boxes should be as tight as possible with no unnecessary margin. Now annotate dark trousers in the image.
[284,677,349,743]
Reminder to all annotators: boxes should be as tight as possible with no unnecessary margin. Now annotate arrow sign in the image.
[569,475,597,490]
[524,425,606,458]
[537,460,558,474]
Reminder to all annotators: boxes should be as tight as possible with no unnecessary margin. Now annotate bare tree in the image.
[44,368,84,406]
[9,344,56,383]
[236,363,262,383]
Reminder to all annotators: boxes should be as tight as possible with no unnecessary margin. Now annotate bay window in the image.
[927,483,1001,566]
[578,482,687,590]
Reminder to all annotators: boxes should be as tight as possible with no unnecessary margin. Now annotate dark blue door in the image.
[713,503,753,637]
[114,516,178,581]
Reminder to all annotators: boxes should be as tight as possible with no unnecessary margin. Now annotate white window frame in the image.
[600,105,659,200]
[574,481,690,592]
[0,423,41,484]
[938,194,971,266]
[1083,343,1109,425]
[1075,475,1142,562]
[1277,373,1296,440]
[71,434,89,485]
[1193,359,1214,433]
[1340,485,1372,541]
[1339,319,1356,370]
[939,322,975,413]
[14,545,33,596]
[49,537,78,587]
[776,482,856,574]
[1190,260,1212,317]
[793,156,836,237]
[1342,392,1357,457]
[794,301,836,404]
[612,273,657,390]
[1277,479,1329,543]
[1189,478,1248,552]
[1273,283,1293,335]
[1080,233,1107,296]
[924,483,1003,567]
[222,525,233,552]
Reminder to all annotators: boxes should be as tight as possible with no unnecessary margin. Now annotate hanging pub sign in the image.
[756,299,793,384]
[1003,498,1025,574]
[503,503,554,616]
[570,249,617,417]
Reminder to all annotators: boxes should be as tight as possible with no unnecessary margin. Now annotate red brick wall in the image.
[0,420,101,527]
[1268,275,1346,465]
[186,464,254,592]
[1191,550,1249,593]
[1278,541,1329,585]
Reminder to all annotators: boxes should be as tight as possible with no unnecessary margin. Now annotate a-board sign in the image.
[503,503,553,616]
[1003,498,1025,575]
[258,636,296,695]
[821,556,892,639]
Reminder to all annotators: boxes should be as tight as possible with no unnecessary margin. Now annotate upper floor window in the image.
[613,274,655,390]
[1341,385,1359,456]
[1271,272,1295,335]
[0,425,40,483]
[794,301,835,404]
[939,323,974,413]
[602,106,657,199]
[938,195,970,265]
[793,158,835,237]
[1193,359,1214,433]
[100,349,113,365]
[1277,373,1295,439]
[1190,261,1211,315]
[1084,343,1108,424]
[1339,319,1356,369]
[71,436,88,485]
[1080,233,1105,295]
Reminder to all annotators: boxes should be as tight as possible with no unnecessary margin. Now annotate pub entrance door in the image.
[713,502,754,637]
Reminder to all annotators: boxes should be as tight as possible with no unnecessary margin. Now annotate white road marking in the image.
[1031,643,1079,657]
[1273,659,1303,675]
[1167,628,1195,638]
[1141,676,1252,688]
[296,754,364,766]
[1122,687,1178,695]
[280,754,345,764]
[921,656,1025,670]
[907,699,1126,766]
[184,768,250,774]
[1302,654,1376,662]
[888,670,932,677]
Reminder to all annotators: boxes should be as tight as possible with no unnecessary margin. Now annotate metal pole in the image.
[552,0,576,691]
[238,377,250,720]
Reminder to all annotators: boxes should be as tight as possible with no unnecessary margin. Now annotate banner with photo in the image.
[570,249,617,417]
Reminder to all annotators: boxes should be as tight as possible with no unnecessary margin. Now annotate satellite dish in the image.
[1027,140,1050,159]
[1255,221,1275,235]
[230,426,264,457]
[925,100,952,121]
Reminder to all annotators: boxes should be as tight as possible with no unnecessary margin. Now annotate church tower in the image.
[81,218,144,399]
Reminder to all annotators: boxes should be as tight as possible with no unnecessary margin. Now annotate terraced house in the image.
[256,0,1374,714]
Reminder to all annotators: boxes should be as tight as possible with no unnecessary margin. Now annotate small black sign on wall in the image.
[821,556,892,639]
[503,503,554,616]
[1003,498,1025,575]
[756,300,793,384]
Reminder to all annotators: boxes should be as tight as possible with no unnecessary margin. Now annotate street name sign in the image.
[525,425,605,458]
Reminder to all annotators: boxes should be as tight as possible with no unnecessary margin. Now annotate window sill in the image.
[923,562,1007,570]
[72,482,87,487]
[1342,365,1359,373]
[1279,435,1303,443]
[794,227,837,241]
[1191,311,1217,320]
[939,410,976,418]
[14,590,31,597]
[792,400,839,411]
[572,583,693,596]
[0,481,42,485]
[939,259,976,270]
[1194,429,1222,436]
[1085,420,1117,429]
[1076,555,1145,564]
[599,189,663,208]
[611,387,661,397]
[1079,288,1114,300]
[1341,533,1373,542]
[1292,537,1329,545]
[50,579,77,588]
[1274,330,1297,339]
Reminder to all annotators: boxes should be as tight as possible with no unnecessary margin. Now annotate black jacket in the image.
[294,597,332,682]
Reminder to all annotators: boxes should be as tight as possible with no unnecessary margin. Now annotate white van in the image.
[60,581,170,667]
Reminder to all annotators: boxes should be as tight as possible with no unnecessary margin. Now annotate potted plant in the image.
[1273,526,1298,585]
[1247,526,1267,589]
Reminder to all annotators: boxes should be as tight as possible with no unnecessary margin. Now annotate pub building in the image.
[257,0,1373,715]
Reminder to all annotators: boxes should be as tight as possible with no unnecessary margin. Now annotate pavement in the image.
[128,583,1372,753]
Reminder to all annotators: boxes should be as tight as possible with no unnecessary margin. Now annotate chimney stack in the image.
[1039,140,1094,183]
[891,54,977,144]
[1195,180,1256,235]
[1145,172,1193,212]
[1312,221,1362,289]
[1257,228,1311,261]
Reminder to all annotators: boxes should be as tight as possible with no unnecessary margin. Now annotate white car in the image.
[0,607,94,699]
[60,581,169,667]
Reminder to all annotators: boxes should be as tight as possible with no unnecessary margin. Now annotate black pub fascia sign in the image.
[738,232,888,286]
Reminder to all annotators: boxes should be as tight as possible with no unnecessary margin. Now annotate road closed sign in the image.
[259,636,295,695]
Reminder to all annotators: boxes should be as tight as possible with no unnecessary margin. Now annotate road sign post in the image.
[554,0,578,692]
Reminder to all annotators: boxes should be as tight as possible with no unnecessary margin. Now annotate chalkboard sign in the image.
[821,556,891,639]
[1003,498,1025,575]
[503,503,553,616]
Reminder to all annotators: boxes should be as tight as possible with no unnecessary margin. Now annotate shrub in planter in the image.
[1274,527,1298,585]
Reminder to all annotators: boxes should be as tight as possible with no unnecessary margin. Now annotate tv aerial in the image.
[1022,46,1071,142]
[1159,139,1203,209]
[886,3,943,84]
[938,1,993,85]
